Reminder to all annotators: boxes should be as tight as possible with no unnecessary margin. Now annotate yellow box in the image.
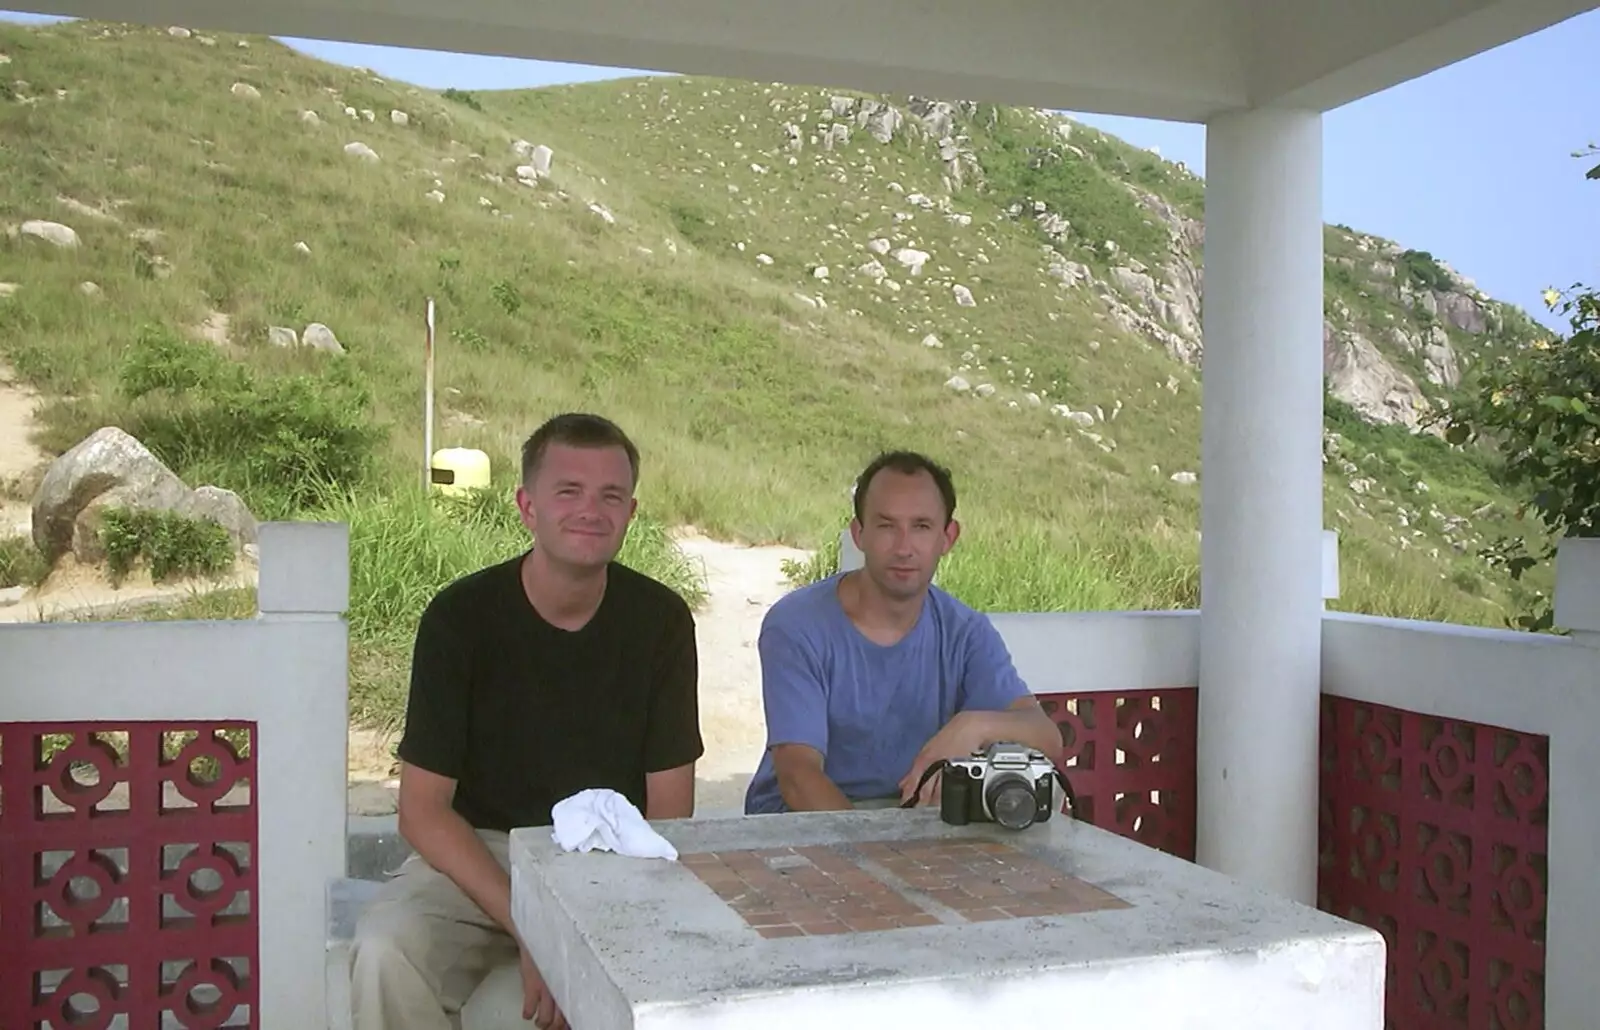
[429,447,491,496]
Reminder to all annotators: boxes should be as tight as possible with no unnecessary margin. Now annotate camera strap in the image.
[897,758,1081,820]
[898,759,952,809]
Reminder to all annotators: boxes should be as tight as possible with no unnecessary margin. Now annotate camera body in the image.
[939,741,1060,831]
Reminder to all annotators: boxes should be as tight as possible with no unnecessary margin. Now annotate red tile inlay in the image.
[683,838,1128,938]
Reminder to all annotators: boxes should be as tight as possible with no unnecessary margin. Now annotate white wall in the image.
[0,522,350,1030]
[990,609,1198,694]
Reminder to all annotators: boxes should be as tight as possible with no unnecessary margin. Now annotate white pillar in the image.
[1197,107,1324,905]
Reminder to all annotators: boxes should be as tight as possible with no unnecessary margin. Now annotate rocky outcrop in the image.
[31,427,257,565]
[1322,322,1432,431]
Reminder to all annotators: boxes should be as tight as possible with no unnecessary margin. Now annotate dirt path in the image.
[674,529,811,815]
[0,360,47,538]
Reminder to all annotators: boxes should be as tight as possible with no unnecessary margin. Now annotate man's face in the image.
[851,468,959,601]
[516,443,638,570]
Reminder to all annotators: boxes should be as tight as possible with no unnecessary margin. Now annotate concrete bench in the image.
[329,818,524,1030]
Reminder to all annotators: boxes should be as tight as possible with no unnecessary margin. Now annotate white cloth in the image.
[549,788,678,860]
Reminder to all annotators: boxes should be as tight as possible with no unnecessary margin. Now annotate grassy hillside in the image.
[0,21,1554,727]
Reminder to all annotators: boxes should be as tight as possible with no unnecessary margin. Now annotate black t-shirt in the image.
[396,553,703,832]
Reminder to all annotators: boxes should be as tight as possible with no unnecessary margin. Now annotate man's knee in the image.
[350,893,435,984]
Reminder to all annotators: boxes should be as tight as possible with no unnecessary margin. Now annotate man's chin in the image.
[540,538,620,569]
[872,572,928,599]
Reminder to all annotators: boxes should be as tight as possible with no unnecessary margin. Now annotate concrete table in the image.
[510,809,1384,1029]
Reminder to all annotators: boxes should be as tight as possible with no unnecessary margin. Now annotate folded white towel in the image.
[550,788,679,860]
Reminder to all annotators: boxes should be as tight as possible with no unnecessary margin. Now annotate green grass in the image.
[0,20,1556,728]
[0,535,50,589]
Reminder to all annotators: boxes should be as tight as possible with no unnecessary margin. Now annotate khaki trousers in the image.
[348,830,521,1030]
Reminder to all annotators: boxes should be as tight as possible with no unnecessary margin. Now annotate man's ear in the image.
[515,485,538,535]
[848,517,864,549]
[943,518,962,551]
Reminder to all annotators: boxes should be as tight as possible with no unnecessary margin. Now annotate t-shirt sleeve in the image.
[956,613,1034,712]
[396,598,472,779]
[757,612,830,757]
[641,599,705,773]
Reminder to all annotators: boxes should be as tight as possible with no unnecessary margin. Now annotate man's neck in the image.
[838,570,926,645]
[521,547,608,631]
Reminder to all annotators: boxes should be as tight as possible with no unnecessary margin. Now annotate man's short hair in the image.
[853,450,958,525]
[521,413,641,488]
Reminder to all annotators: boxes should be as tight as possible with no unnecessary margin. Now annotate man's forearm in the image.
[401,807,519,941]
[971,708,1062,756]
[778,763,856,812]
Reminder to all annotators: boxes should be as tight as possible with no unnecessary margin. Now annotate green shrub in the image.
[115,326,383,517]
[98,507,235,585]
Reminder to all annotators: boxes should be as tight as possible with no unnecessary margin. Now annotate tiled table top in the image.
[509,809,1384,1030]
[681,837,1129,938]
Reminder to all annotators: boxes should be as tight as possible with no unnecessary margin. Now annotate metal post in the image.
[423,297,435,491]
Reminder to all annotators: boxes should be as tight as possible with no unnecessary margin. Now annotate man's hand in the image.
[898,711,994,805]
[899,701,1063,806]
[520,948,567,1029]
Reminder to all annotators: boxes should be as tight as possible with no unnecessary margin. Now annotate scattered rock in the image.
[167,26,191,38]
[0,283,17,298]
[302,323,345,354]
[31,427,258,564]
[390,109,409,126]
[344,142,379,162]
[267,326,298,348]
[293,241,312,256]
[425,189,445,203]
[230,82,260,100]
[894,248,929,275]
[300,110,320,125]
[945,376,971,393]
[21,220,79,248]
[952,284,975,307]
[1170,471,1197,486]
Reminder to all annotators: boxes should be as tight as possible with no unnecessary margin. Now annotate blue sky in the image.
[6,10,1597,331]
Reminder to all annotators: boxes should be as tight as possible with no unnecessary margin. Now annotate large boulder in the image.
[31,427,257,564]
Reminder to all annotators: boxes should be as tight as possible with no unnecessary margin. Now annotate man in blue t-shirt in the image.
[743,450,1063,814]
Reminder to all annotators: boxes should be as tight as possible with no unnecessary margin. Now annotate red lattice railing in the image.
[1318,696,1549,1029]
[0,721,259,1030]
[1036,688,1199,860]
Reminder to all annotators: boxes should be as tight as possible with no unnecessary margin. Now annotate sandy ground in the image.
[673,528,811,815]
[0,360,45,538]
[346,530,811,817]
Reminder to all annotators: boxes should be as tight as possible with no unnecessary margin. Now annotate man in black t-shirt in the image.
[349,413,703,1030]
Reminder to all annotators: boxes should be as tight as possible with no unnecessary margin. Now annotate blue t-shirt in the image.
[742,573,1032,814]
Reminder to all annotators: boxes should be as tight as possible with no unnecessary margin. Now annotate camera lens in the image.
[985,776,1037,831]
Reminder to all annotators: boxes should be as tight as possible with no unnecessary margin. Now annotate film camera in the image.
[903,741,1077,831]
